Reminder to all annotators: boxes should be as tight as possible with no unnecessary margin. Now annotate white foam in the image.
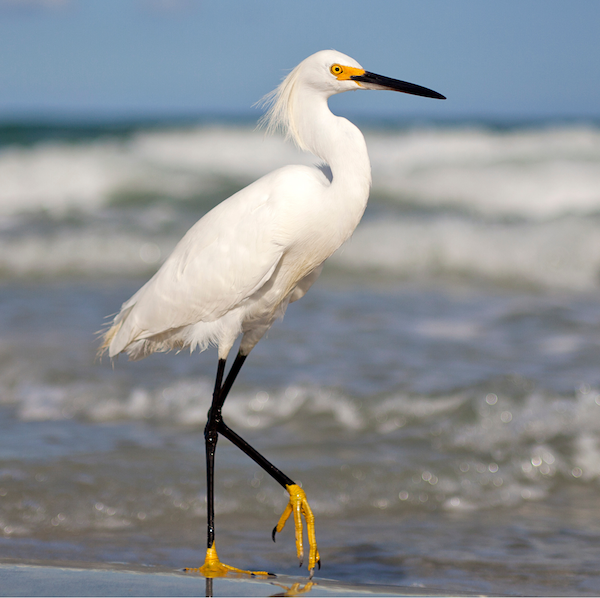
[0,139,131,215]
[2,124,600,289]
[0,127,309,216]
[2,211,600,291]
[15,375,600,455]
[0,229,177,277]
[1,125,599,219]
[332,215,600,290]
[368,126,600,219]
[10,375,600,512]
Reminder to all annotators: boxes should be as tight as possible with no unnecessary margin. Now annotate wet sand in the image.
[0,561,483,597]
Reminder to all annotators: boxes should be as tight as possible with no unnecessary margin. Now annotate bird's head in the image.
[259,50,445,151]
[297,49,446,99]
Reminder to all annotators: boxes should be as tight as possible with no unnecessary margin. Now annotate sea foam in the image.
[1,123,599,289]
[1,124,598,218]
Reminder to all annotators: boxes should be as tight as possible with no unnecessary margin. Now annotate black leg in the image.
[217,420,294,489]
[199,349,319,577]
[210,350,295,489]
[219,351,247,405]
[202,352,249,551]
[205,358,226,550]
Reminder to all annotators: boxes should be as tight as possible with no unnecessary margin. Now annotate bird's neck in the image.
[294,91,372,203]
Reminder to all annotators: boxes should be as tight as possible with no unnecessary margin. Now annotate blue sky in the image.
[0,0,599,121]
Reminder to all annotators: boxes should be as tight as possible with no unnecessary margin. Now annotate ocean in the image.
[1,119,600,595]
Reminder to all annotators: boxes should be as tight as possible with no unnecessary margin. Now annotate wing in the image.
[107,171,292,355]
[104,164,332,357]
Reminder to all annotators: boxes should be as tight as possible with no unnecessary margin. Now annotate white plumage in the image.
[102,50,373,362]
[100,49,444,576]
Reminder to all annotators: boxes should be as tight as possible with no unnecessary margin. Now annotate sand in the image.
[0,561,482,597]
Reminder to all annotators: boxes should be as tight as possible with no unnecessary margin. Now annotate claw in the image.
[184,543,272,578]
[272,484,320,574]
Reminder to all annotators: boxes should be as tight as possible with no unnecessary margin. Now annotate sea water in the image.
[1,120,600,595]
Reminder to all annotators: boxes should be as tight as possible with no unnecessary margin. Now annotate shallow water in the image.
[1,122,600,595]
[1,280,600,594]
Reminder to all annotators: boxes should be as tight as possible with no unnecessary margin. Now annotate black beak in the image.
[351,71,446,100]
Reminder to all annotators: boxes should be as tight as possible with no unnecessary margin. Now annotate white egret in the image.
[100,49,444,578]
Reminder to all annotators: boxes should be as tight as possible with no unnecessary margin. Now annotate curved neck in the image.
[293,90,372,200]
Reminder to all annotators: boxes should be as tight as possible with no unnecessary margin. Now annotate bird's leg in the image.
[204,358,225,557]
[217,420,320,576]
[211,351,320,574]
[188,350,319,577]
[218,351,247,406]
[186,357,270,578]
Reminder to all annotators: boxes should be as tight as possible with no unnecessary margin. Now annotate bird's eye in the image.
[330,64,343,76]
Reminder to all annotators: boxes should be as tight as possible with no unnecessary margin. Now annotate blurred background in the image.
[1,1,600,595]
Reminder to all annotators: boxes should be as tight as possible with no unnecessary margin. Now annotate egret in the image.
[100,49,444,578]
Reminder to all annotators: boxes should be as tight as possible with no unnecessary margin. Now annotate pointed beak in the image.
[351,71,445,100]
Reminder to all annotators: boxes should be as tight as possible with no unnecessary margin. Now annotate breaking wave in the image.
[1,122,600,289]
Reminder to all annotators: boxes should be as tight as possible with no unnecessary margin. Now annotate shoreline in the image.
[0,559,483,597]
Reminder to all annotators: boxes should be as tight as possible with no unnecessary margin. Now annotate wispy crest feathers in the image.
[257,62,308,152]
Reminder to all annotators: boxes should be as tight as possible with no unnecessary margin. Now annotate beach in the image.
[3,560,470,597]
[1,121,600,595]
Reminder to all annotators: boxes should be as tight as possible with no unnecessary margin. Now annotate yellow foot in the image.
[272,483,320,577]
[184,544,272,578]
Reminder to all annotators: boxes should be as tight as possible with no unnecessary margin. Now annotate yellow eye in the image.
[330,64,343,76]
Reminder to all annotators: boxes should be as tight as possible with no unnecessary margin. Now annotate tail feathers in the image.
[116,334,187,361]
[98,301,224,361]
[97,321,122,359]
[97,304,137,359]
[98,310,190,362]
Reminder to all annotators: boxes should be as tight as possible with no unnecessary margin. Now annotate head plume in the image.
[257,60,308,151]
[257,50,366,155]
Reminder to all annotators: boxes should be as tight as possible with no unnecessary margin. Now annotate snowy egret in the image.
[100,49,444,578]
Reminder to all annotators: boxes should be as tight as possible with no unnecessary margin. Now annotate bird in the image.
[100,49,445,579]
